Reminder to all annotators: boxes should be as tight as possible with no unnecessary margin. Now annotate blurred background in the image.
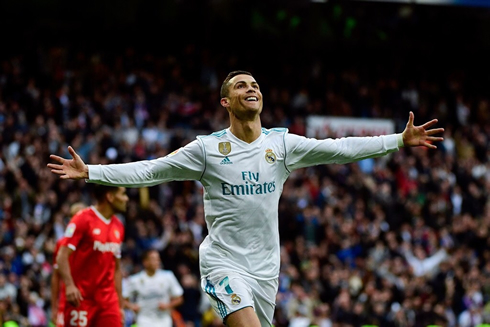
[0,0,490,326]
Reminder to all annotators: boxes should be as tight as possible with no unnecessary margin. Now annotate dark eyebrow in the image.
[233,80,259,87]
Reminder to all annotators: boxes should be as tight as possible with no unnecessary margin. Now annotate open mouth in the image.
[245,97,258,102]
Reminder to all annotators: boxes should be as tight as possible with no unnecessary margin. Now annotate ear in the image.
[105,192,115,204]
[220,97,230,108]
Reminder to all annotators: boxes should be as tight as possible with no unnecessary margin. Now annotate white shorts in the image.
[136,316,172,327]
[201,272,278,327]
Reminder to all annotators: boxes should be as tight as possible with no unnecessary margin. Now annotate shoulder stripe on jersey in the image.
[198,129,227,138]
[211,130,227,137]
[262,127,287,135]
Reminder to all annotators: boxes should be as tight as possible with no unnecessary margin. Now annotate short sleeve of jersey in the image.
[63,214,89,251]
[166,272,184,297]
[87,139,205,186]
[284,132,400,171]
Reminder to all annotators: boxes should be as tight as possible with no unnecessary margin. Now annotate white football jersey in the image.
[123,269,183,326]
[88,128,402,280]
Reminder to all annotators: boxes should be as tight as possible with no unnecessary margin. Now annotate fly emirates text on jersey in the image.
[221,171,276,196]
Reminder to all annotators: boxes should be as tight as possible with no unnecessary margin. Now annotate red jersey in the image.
[53,238,66,326]
[61,206,124,304]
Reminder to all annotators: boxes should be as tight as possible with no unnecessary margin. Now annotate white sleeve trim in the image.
[86,164,102,182]
[67,244,76,251]
[397,133,404,147]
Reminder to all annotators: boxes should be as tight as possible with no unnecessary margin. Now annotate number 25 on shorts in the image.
[70,310,88,326]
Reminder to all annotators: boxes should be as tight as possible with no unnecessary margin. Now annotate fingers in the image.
[50,169,66,176]
[50,146,79,163]
[73,292,83,307]
[47,163,63,170]
[427,136,444,142]
[67,288,83,306]
[68,296,79,307]
[408,111,414,126]
[68,146,80,160]
[426,128,445,135]
[49,154,65,163]
[423,142,437,149]
[420,119,438,129]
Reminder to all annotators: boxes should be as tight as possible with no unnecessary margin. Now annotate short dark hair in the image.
[142,249,159,261]
[220,70,253,98]
[92,184,119,202]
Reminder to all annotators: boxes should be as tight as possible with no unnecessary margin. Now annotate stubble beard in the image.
[231,102,263,122]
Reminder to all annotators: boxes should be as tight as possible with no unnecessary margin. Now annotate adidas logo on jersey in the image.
[220,157,233,165]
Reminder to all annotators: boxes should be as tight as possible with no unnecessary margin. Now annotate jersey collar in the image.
[90,206,112,225]
[226,128,264,146]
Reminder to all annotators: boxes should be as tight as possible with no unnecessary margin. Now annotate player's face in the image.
[143,251,161,271]
[221,74,263,119]
[109,187,129,214]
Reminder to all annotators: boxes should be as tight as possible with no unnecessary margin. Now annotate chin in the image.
[246,105,262,113]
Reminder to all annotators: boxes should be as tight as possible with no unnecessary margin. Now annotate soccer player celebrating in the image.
[124,249,184,327]
[48,71,444,327]
[56,185,127,327]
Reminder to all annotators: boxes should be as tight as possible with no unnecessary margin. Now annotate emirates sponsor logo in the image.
[93,241,120,253]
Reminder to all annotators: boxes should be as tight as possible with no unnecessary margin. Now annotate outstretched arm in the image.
[401,111,444,149]
[48,146,89,180]
[285,112,444,170]
[48,140,205,186]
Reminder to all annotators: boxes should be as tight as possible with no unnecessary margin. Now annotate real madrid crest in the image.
[219,142,232,156]
[265,149,276,164]
[231,293,241,305]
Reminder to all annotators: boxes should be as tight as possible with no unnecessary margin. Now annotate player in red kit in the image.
[57,185,128,327]
[51,203,87,327]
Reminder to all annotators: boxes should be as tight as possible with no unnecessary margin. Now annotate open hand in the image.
[402,111,444,149]
[47,146,89,180]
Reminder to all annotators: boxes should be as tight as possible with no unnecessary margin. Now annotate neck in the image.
[146,269,156,277]
[229,117,262,143]
[94,204,113,220]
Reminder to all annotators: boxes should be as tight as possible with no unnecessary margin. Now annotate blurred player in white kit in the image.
[124,249,184,327]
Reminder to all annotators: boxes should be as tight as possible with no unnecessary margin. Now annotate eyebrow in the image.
[233,80,259,87]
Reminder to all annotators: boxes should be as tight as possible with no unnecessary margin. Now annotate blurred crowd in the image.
[0,40,489,327]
